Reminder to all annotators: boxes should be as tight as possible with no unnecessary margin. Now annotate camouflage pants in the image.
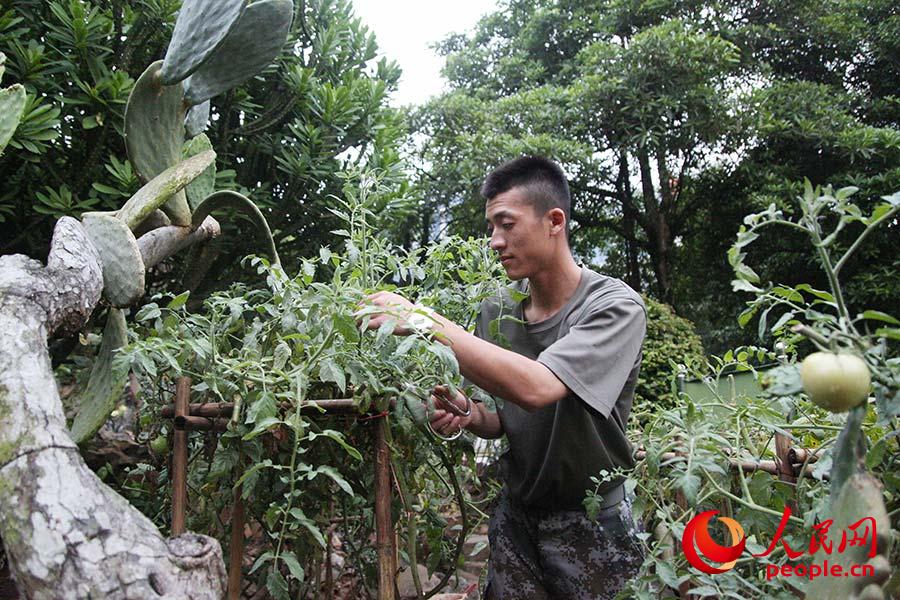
[483,491,644,600]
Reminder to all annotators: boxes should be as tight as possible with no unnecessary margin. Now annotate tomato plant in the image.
[115,170,507,598]
[618,182,899,599]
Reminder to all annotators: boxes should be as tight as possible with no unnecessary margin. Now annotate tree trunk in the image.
[0,217,225,599]
[623,211,642,293]
[617,151,642,292]
[419,203,434,248]
[636,149,675,305]
[649,215,674,306]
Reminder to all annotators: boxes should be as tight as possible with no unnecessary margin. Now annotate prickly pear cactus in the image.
[805,472,892,600]
[117,149,216,229]
[183,0,294,106]
[0,52,27,155]
[160,0,246,85]
[185,100,211,138]
[124,60,192,226]
[69,308,129,443]
[191,190,280,263]
[68,0,288,447]
[182,135,216,210]
[81,212,145,307]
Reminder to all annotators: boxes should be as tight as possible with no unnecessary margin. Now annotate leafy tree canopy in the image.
[411,0,899,351]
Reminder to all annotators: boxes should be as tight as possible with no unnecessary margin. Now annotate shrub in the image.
[636,296,705,410]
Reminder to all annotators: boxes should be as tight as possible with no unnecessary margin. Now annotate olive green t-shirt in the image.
[474,267,646,510]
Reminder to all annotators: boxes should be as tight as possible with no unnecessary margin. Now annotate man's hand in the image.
[359,291,418,335]
[428,385,474,437]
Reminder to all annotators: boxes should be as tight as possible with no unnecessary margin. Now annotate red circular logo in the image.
[681,510,746,574]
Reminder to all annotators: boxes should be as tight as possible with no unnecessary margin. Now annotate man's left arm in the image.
[433,316,569,411]
[364,291,567,412]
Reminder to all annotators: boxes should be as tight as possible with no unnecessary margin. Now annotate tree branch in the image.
[137,216,221,269]
[637,148,660,221]
[0,217,226,598]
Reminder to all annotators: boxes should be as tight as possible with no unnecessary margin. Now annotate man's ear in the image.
[547,208,567,237]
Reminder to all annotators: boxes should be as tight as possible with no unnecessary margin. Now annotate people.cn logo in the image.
[681,510,746,574]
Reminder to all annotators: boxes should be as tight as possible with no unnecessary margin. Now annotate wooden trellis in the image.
[161,376,397,600]
[160,369,824,600]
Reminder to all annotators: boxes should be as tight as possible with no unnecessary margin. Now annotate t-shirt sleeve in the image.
[536,297,646,417]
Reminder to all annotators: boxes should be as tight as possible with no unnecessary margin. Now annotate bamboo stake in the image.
[175,415,229,432]
[774,433,798,484]
[161,398,359,418]
[775,432,799,514]
[227,483,245,600]
[171,376,190,536]
[325,524,334,600]
[374,416,396,600]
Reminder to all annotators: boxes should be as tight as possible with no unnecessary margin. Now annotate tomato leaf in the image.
[281,551,305,582]
[861,310,900,326]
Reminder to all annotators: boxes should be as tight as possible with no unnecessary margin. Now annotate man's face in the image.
[485,187,555,280]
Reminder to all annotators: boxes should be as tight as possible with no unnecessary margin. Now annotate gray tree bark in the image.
[0,217,225,599]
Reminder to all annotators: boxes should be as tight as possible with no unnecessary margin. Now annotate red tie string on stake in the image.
[357,410,390,422]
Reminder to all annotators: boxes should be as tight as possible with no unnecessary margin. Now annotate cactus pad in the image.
[192,190,280,263]
[117,150,216,230]
[805,472,892,600]
[124,61,191,225]
[69,308,129,444]
[82,212,146,307]
[182,134,216,210]
[0,83,26,156]
[160,0,246,85]
[183,0,293,106]
[185,100,210,138]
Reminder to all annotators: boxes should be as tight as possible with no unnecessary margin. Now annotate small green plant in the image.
[33,184,100,217]
[728,181,898,599]
[635,295,706,411]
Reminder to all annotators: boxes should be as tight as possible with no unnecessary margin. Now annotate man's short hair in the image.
[480,156,571,237]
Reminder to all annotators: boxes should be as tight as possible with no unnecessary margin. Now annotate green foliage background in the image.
[635,295,705,411]
[0,0,408,289]
[409,0,900,352]
[4,0,897,353]
[1,1,899,597]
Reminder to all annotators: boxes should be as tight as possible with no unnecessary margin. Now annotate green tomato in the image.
[799,351,871,412]
[149,435,169,455]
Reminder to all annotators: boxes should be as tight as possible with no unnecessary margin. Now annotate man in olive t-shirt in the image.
[365,156,646,599]
[476,265,645,511]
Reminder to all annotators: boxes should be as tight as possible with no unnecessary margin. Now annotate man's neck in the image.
[524,253,583,322]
